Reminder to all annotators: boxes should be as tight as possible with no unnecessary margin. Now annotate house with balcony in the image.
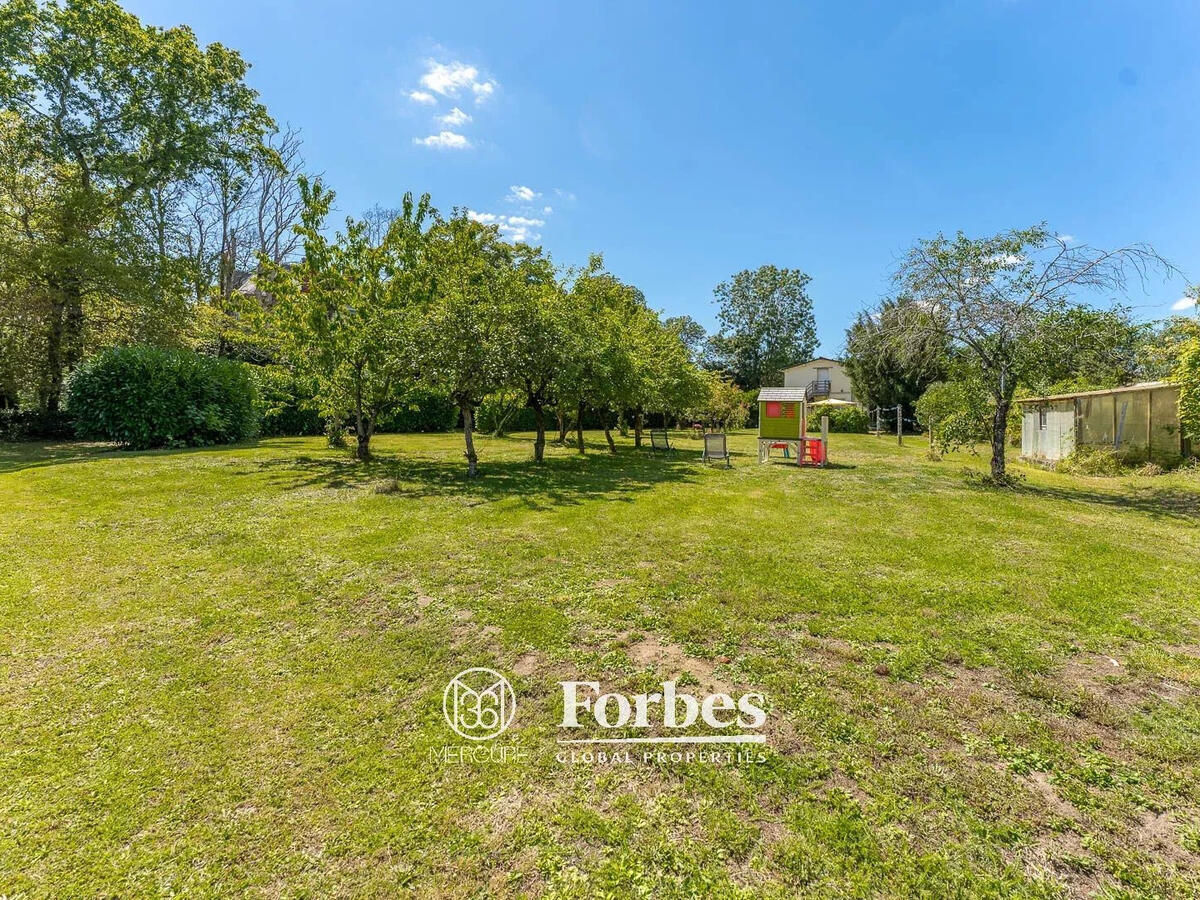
[781,357,856,404]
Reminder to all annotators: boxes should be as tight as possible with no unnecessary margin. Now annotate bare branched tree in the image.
[252,127,307,268]
[362,204,402,246]
[888,224,1174,481]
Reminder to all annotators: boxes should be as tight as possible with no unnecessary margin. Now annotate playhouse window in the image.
[782,403,795,418]
[766,401,781,417]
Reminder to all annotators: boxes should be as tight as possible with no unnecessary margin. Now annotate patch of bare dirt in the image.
[512,652,540,677]
[622,632,733,694]
[1060,652,1189,714]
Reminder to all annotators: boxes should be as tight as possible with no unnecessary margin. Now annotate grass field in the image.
[2,430,1200,898]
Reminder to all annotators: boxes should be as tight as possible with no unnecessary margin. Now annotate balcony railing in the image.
[805,380,832,402]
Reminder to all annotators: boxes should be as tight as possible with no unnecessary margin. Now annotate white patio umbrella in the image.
[808,398,855,407]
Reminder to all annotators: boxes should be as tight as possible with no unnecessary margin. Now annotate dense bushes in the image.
[1179,339,1200,446]
[915,380,991,453]
[67,346,258,449]
[250,365,323,437]
[0,407,75,442]
[475,395,537,434]
[375,389,458,433]
[807,405,868,433]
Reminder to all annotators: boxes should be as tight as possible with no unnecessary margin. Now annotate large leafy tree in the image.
[1017,306,1146,394]
[628,309,703,446]
[0,0,272,410]
[664,314,708,365]
[504,248,575,462]
[260,178,432,461]
[559,257,645,454]
[708,265,817,387]
[889,225,1171,481]
[844,296,948,419]
[420,212,516,476]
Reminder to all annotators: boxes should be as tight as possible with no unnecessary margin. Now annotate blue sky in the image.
[128,0,1199,355]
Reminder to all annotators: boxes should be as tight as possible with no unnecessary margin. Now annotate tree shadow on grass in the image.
[0,439,273,476]
[247,446,703,510]
[1016,482,1200,523]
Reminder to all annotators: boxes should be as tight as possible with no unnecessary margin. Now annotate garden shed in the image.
[758,388,807,440]
[756,387,825,464]
[1018,382,1186,465]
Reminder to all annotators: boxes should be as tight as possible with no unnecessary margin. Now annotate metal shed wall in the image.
[1021,384,1184,465]
[1021,401,1075,462]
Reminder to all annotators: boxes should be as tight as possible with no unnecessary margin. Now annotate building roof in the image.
[1017,381,1177,405]
[782,357,842,370]
[757,387,809,402]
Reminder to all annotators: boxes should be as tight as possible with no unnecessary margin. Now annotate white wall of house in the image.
[782,358,854,402]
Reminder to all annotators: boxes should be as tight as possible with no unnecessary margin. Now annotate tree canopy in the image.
[708,265,817,388]
[888,225,1171,480]
[0,0,274,411]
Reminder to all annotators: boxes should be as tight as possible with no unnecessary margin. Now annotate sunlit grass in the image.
[1,431,1198,896]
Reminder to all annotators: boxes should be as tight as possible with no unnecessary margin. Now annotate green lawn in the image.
[2,431,1199,898]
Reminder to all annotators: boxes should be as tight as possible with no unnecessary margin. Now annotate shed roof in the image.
[1017,381,1177,405]
[757,388,808,402]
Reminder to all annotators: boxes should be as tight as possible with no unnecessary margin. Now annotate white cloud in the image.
[1172,296,1197,312]
[408,90,436,105]
[419,60,497,105]
[554,188,577,202]
[542,205,553,214]
[1056,233,1076,244]
[507,185,539,203]
[468,209,545,243]
[412,131,472,150]
[439,106,472,126]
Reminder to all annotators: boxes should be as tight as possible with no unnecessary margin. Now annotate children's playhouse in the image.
[756,387,826,466]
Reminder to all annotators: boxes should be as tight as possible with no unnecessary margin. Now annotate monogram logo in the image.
[443,667,516,741]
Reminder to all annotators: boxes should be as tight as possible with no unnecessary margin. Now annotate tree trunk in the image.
[556,410,567,443]
[604,423,617,454]
[990,399,1010,481]
[354,378,370,460]
[634,408,644,448]
[576,401,586,454]
[42,298,67,413]
[532,400,547,463]
[462,404,479,476]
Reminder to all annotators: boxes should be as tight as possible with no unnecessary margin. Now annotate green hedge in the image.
[250,365,323,437]
[807,405,869,433]
[475,395,538,433]
[376,389,458,433]
[0,407,75,442]
[67,346,258,449]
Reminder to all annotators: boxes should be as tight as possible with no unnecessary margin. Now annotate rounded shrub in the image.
[807,404,869,433]
[67,346,259,449]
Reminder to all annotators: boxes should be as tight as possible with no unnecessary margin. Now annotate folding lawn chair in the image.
[702,432,732,468]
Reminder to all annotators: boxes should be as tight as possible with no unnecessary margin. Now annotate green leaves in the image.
[258,179,434,452]
[710,264,817,388]
[65,345,257,448]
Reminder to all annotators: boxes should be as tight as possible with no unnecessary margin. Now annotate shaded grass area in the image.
[1,430,1199,897]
